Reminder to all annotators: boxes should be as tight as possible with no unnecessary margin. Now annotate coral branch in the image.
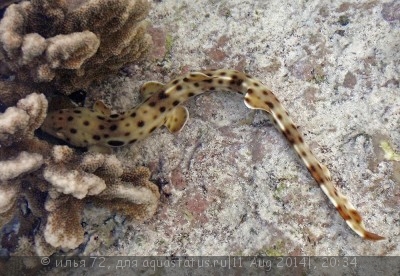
[44,194,85,249]
[0,92,47,145]
[43,166,106,199]
[0,151,43,181]
[95,167,161,221]
[0,0,152,95]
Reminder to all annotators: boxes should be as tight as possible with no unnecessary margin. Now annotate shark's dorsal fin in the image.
[186,72,211,81]
[140,81,165,99]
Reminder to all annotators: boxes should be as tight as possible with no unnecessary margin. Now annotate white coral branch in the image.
[51,145,75,163]
[43,166,106,199]
[16,92,48,132]
[0,106,29,140]
[108,184,159,220]
[0,151,43,181]
[0,92,47,142]
[21,33,47,65]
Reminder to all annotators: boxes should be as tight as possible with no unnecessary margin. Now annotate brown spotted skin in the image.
[41,69,384,240]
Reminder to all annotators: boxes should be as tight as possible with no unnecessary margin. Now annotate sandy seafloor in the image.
[84,0,399,256]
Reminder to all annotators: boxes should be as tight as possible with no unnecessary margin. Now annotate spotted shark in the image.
[41,69,384,240]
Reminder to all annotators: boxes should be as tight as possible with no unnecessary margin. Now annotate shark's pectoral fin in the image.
[164,106,189,133]
[140,81,165,99]
[93,100,111,116]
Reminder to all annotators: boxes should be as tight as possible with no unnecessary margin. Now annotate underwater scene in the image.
[0,0,399,274]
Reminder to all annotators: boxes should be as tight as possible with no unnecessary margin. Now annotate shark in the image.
[41,69,384,240]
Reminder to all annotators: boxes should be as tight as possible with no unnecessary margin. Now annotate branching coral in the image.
[0,0,152,105]
[0,92,49,229]
[0,92,47,145]
[0,0,158,258]
[41,150,160,250]
[0,93,160,255]
[43,147,107,199]
[95,166,161,221]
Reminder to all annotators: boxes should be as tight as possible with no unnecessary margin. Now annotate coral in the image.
[40,150,160,250]
[0,93,47,227]
[0,152,43,181]
[44,193,85,249]
[0,0,152,97]
[0,92,47,146]
[0,93,160,255]
[95,166,161,221]
[0,0,158,257]
[43,147,107,199]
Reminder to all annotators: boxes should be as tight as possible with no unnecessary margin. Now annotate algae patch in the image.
[380,141,400,161]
